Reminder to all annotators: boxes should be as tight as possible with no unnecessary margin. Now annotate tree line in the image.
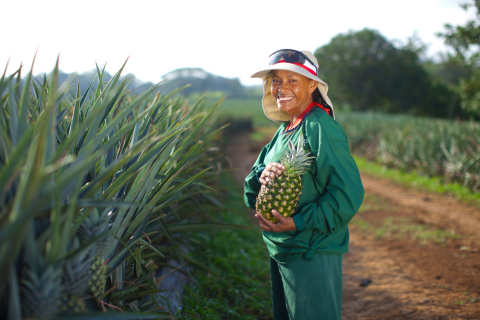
[314,0,479,119]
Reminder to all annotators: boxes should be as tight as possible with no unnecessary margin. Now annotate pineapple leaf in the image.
[61,312,172,319]
[166,222,249,233]
[7,266,21,320]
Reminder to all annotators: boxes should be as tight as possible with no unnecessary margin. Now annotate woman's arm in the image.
[244,142,273,210]
[293,121,364,234]
[254,134,363,234]
[244,126,283,209]
[244,169,263,210]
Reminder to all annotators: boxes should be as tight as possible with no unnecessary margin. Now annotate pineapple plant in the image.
[78,209,111,302]
[1,57,226,318]
[256,133,315,223]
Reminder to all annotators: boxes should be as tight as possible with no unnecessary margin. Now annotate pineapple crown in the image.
[77,208,111,256]
[281,132,315,177]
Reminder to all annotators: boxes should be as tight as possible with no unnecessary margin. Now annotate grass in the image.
[350,216,463,244]
[353,155,480,208]
[177,173,273,320]
[357,194,391,213]
[249,127,278,142]
[453,296,478,305]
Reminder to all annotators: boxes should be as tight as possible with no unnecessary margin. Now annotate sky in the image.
[1,0,477,86]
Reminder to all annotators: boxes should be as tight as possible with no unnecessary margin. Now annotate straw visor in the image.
[251,50,334,122]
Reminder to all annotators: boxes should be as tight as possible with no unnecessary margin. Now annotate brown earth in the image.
[226,134,480,320]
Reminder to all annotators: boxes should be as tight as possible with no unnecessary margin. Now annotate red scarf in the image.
[285,102,331,131]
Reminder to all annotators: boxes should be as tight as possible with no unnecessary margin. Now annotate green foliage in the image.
[422,54,470,119]
[177,174,273,320]
[0,57,229,319]
[437,0,480,118]
[336,111,480,194]
[249,127,276,142]
[357,194,391,213]
[314,29,457,117]
[438,0,480,57]
[352,154,480,207]
[458,68,480,116]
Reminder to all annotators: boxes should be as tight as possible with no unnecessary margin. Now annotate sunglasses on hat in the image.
[268,49,318,76]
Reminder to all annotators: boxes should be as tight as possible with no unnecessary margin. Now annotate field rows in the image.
[337,112,480,192]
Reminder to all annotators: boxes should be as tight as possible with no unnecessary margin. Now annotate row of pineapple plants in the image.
[0,57,235,319]
[337,112,480,191]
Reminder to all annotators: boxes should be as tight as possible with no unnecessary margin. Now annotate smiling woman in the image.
[243,49,364,320]
[271,70,317,120]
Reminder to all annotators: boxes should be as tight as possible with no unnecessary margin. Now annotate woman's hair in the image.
[312,87,329,109]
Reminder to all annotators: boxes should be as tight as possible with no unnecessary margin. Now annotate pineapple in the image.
[60,294,87,313]
[256,133,315,223]
[88,255,108,301]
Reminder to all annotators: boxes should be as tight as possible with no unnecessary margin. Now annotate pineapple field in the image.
[0,59,269,319]
[338,112,480,194]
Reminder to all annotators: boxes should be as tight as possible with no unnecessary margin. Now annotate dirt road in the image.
[226,134,480,320]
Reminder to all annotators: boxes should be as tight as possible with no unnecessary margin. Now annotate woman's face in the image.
[271,70,317,117]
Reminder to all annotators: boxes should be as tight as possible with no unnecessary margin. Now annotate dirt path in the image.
[360,176,480,243]
[226,134,480,320]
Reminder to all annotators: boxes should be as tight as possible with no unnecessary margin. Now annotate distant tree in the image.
[315,29,455,117]
[31,68,152,98]
[159,68,245,97]
[423,53,471,118]
[437,0,480,118]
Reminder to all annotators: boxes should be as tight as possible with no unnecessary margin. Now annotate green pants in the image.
[270,254,343,320]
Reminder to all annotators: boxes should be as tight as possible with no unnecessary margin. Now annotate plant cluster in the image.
[0,57,231,319]
[337,112,480,191]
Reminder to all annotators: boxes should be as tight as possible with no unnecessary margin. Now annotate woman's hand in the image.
[255,209,297,232]
[259,162,285,185]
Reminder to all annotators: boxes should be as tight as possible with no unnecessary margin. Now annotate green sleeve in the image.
[243,126,284,210]
[293,120,364,234]
[244,143,270,210]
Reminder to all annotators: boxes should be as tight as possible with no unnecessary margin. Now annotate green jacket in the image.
[244,108,364,264]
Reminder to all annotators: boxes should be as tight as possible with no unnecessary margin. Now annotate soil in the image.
[226,134,480,320]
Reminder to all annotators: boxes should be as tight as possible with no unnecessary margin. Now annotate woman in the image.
[244,49,364,320]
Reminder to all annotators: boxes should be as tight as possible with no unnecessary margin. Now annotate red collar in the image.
[315,102,332,116]
[285,102,331,131]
